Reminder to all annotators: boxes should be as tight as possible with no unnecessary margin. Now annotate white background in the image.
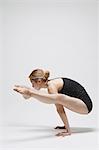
[0,0,98,149]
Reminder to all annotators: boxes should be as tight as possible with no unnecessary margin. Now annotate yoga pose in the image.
[13,69,93,137]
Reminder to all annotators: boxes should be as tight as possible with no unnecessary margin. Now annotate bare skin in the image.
[13,78,88,137]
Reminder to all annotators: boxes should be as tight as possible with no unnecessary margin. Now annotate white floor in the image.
[0,124,98,150]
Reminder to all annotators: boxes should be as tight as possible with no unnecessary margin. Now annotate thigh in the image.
[58,94,89,114]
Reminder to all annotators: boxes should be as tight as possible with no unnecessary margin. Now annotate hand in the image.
[13,85,33,97]
[56,128,71,137]
[56,131,71,137]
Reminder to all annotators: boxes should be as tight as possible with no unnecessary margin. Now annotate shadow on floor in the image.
[7,123,96,134]
[1,124,97,143]
[17,125,96,134]
[71,127,96,134]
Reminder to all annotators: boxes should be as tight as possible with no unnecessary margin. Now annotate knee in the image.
[56,94,64,103]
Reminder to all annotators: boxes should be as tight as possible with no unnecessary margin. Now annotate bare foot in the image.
[13,85,32,96]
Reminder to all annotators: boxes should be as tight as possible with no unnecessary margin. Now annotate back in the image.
[58,78,85,98]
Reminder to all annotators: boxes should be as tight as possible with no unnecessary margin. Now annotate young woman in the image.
[13,69,93,137]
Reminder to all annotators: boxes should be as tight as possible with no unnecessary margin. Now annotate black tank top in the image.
[58,78,85,99]
[58,78,93,113]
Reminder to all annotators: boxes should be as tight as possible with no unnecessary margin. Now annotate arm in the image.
[13,85,58,104]
[48,85,71,136]
[55,104,71,133]
[13,85,71,136]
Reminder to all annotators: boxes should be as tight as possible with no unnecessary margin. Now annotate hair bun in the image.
[44,70,50,80]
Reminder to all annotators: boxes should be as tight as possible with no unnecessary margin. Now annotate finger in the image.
[56,133,62,136]
[56,132,70,137]
[62,133,71,137]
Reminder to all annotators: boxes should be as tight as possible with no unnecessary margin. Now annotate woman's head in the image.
[29,69,50,90]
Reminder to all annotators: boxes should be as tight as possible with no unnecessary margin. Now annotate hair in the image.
[29,69,50,82]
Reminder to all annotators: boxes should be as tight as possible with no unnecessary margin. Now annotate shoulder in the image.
[47,78,64,94]
[47,83,58,94]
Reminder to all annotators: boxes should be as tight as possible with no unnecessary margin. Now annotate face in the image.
[30,79,43,90]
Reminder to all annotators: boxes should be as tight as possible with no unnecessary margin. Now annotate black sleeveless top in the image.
[58,78,93,113]
[58,78,85,98]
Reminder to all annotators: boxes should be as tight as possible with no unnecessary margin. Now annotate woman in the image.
[13,69,93,137]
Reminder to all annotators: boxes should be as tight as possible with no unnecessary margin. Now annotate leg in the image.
[55,104,69,129]
[55,104,71,134]
[31,91,88,114]
[14,86,88,114]
[57,94,88,114]
[13,85,58,104]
